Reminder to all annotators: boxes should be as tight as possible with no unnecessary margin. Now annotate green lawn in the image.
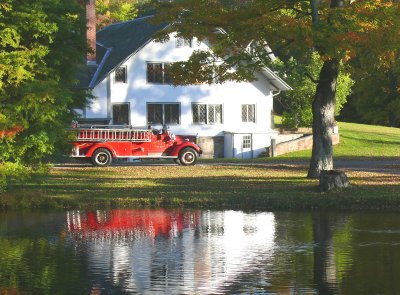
[2,163,400,211]
[1,121,399,211]
[269,121,400,160]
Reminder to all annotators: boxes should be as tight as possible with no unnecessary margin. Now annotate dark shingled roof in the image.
[78,16,291,91]
[75,64,98,89]
[80,16,168,89]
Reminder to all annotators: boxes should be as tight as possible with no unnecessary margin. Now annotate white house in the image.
[77,14,291,158]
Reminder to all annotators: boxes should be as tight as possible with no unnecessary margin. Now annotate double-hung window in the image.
[242,104,256,123]
[147,62,172,84]
[147,103,180,125]
[192,104,222,124]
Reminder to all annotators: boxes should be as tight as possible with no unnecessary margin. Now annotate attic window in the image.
[176,37,192,48]
[115,66,127,83]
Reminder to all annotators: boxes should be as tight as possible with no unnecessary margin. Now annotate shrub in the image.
[0,162,49,192]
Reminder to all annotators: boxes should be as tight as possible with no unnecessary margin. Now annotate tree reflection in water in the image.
[1,210,400,294]
[313,213,339,295]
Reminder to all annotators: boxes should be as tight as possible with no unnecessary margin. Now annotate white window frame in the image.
[242,135,251,149]
[192,103,223,125]
[242,104,256,123]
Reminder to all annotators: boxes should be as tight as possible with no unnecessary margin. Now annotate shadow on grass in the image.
[19,174,312,196]
[4,164,400,211]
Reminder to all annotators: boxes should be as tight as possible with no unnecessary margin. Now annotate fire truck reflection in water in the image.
[66,210,200,240]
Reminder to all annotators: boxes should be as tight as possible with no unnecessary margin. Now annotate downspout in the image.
[107,75,111,122]
[272,90,281,97]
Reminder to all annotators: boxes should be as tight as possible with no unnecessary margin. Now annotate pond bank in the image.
[2,160,399,211]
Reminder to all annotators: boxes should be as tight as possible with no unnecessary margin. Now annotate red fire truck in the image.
[68,124,202,167]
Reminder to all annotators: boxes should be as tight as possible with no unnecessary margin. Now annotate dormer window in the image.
[176,37,192,48]
[115,66,127,83]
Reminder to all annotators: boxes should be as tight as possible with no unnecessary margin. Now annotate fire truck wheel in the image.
[178,148,198,166]
[92,148,113,167]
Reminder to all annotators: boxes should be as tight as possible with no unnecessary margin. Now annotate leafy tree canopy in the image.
[0,0,87,189]
[151,0,399,85]
[96,0,150,28]
[347,52,400,127]
[273,53,354,128]
[150,0,400,177]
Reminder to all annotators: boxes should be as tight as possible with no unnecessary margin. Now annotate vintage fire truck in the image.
[68,123,202,167]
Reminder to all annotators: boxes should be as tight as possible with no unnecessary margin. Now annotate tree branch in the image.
[275,95,295,112]
[305,72,320,83]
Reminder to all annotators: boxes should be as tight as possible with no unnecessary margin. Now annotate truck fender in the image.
[86,143,118,158]
[171,142,202,157]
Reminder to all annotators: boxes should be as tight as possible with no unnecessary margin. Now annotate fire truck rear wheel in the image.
[92,148,113,167]
[179,148,198,166]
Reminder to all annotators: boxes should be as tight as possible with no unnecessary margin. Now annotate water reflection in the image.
[66,210,276,294]
[1,210,400,294]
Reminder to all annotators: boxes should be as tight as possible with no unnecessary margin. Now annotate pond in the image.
[1,209,400,294]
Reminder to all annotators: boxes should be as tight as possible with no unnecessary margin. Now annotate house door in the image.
[240,134,252,159]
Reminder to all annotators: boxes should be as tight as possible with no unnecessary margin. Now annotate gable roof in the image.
[79,16,291,91]
[81,16,168,89]
[261,67,292,91]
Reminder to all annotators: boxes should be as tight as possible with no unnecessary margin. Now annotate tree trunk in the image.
[307,59,339,178]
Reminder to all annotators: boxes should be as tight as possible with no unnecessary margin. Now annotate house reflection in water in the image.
[66,210,276,294]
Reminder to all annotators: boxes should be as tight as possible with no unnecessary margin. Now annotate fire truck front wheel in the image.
[91,148,113,167]
[178,148,198,166]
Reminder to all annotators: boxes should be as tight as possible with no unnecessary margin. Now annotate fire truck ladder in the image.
[73,126,152,142]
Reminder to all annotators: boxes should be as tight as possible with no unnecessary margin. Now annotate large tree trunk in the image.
[307,59,339,179]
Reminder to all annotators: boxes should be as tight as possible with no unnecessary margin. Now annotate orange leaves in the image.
[0,125,23,139]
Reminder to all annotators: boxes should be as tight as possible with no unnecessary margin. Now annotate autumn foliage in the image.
[151,0,400,177]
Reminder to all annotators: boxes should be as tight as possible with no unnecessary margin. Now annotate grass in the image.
[2,162,400,211]
[265,121,400,160]
[1,121,400,211]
